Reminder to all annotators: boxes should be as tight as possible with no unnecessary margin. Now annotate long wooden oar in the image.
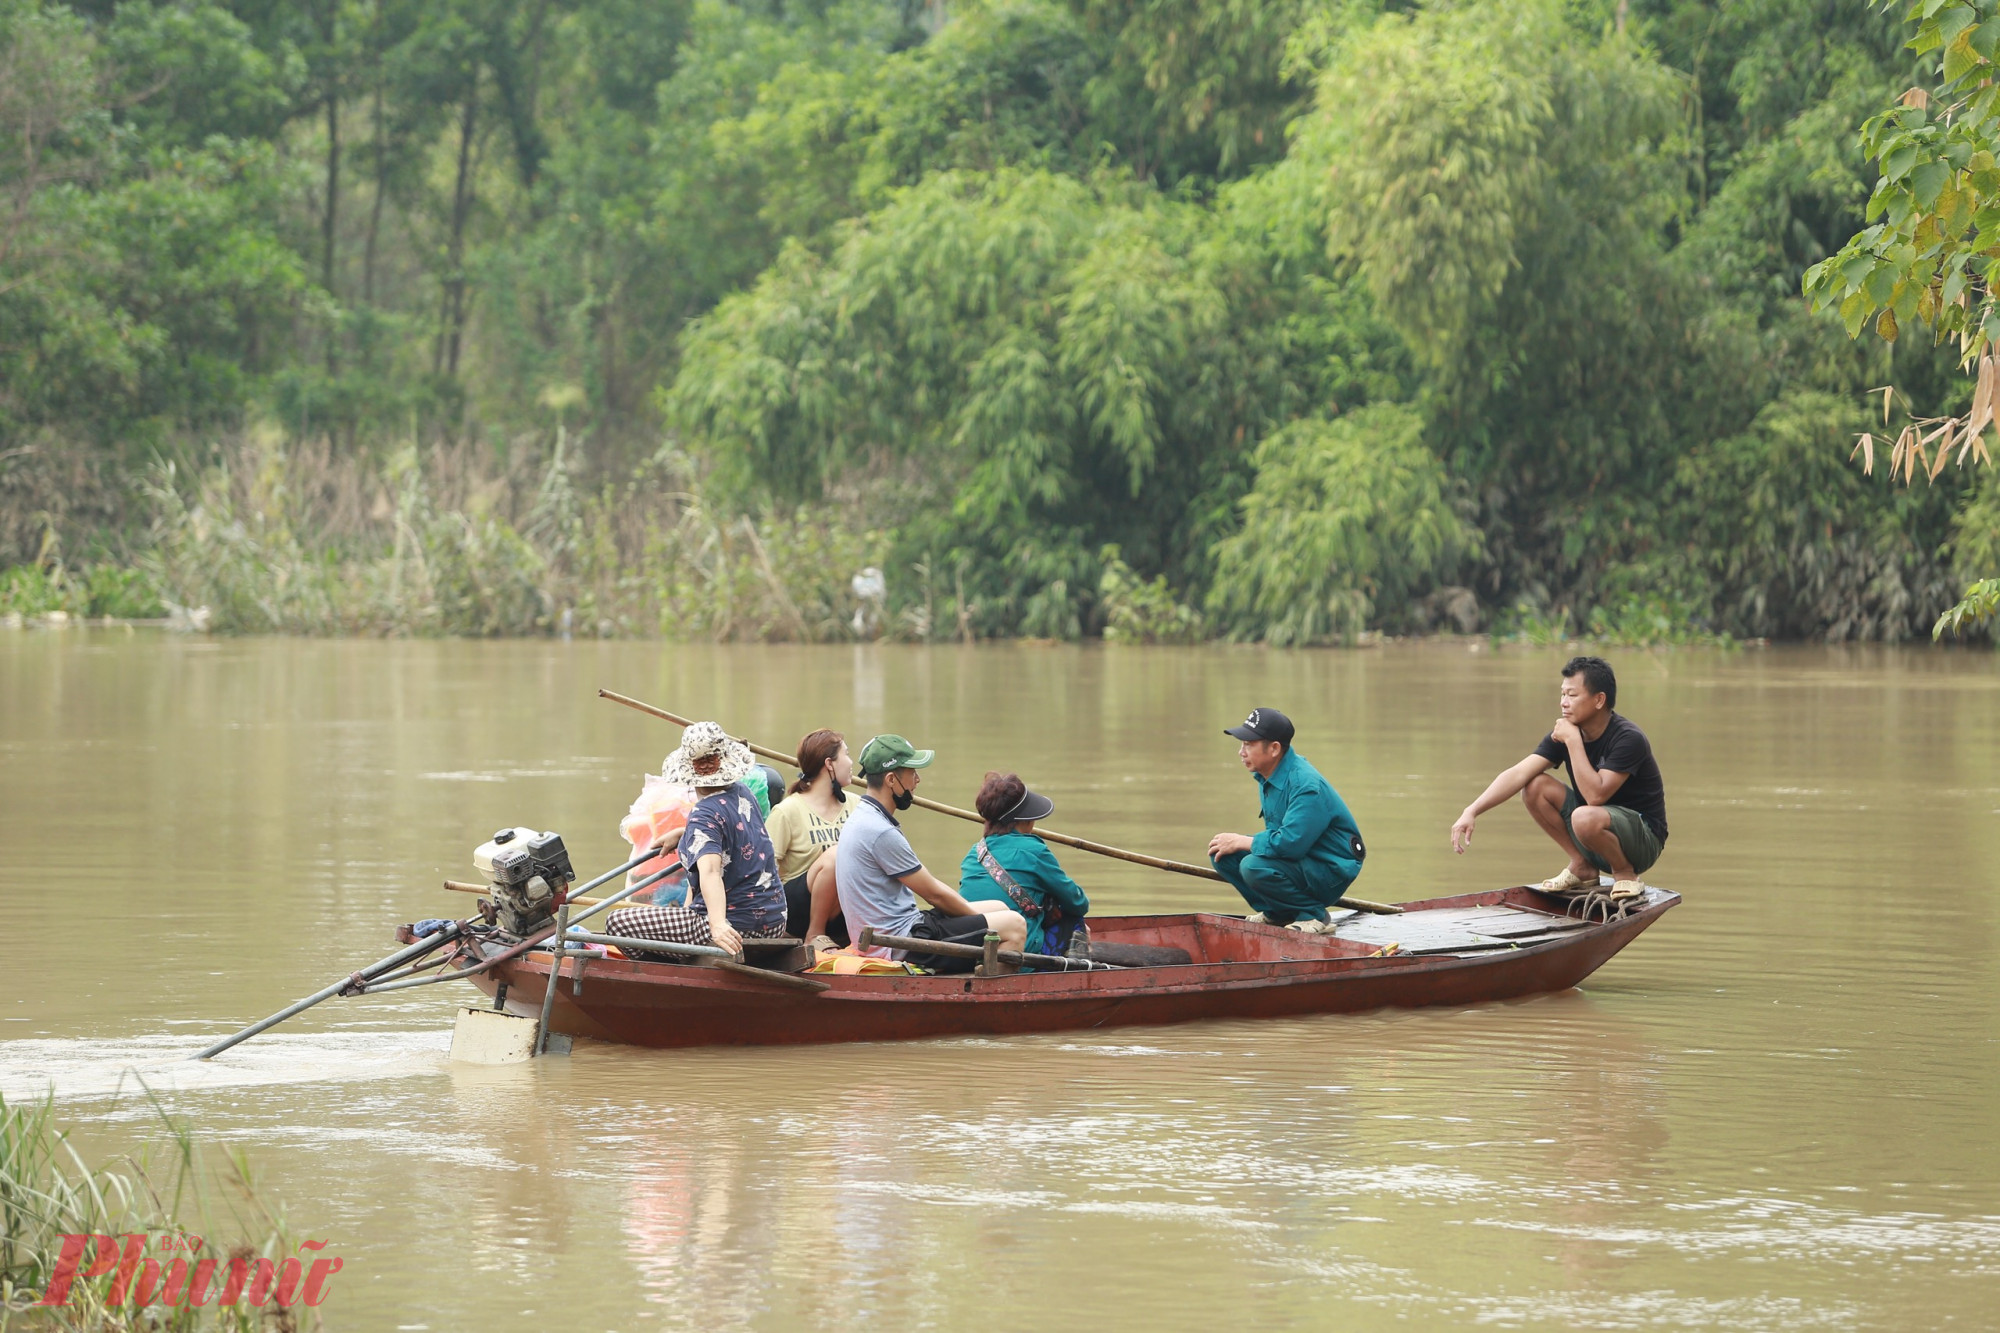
[597,688,1402,915]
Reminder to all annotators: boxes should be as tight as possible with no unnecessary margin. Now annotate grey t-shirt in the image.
[835,794,925,949]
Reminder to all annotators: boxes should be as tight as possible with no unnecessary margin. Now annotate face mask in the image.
[892,782,915,812]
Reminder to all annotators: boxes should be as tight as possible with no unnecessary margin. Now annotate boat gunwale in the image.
[477,886,1680,1004]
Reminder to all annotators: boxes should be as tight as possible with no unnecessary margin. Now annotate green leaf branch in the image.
[1804,1,2000,448]
[1807,0,2000,636]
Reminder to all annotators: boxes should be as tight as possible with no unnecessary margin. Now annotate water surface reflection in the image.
[1,635,1996,1329]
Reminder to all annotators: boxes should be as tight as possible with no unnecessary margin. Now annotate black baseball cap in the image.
[1224,707,1295,744]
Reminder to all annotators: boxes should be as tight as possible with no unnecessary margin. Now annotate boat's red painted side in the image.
[469,887,1677,1048]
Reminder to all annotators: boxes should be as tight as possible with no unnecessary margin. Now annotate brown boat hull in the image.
[469,886,1677,1048]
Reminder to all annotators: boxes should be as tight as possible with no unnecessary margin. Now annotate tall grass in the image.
[140,432,885,639]
[22,427,1949,646]
[0,1091,305,1330]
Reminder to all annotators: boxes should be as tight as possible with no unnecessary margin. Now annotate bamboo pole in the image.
[597,688,1403,915]
[198,851,675,1048]
[444,879,616,909]
[857,926,1118,972]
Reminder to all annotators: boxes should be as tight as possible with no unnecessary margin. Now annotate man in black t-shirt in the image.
[1449,655,1667,900]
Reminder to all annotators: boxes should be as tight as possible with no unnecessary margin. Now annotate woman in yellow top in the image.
[766,729,853,947]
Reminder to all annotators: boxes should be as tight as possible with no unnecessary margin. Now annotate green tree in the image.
[1207,403,1478,644]
[1292,0,1721,614]
[1069,0,1310,183]
[1,0,306,444]
[1801,0,2000,635]
[666,163,1408,631]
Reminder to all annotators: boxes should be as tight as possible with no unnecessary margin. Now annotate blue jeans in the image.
[1211,851,1354,925]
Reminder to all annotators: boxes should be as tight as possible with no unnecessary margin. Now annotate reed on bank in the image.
[2,432,1780,646]
[0,1091,304,1331]
[4,423,1983,646]
[131,431,885,641]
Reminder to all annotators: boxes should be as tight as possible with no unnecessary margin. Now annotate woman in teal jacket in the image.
[958,772,1090,956]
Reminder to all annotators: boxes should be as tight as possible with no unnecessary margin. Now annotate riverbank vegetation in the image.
[0,1092,304,1329]
[0,0,1993,643]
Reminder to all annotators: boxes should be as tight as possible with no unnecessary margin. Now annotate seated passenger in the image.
[835,734,1025,973]
[606,721,788,956]
[766,728,852,948]
[958,772,1089,957]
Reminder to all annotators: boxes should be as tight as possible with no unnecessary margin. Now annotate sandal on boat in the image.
[1241,912,1278,926]
[809,935,840,956]
[1286,918,1338,936]
[1608,879,1646,901]
[1533,868,1592,896]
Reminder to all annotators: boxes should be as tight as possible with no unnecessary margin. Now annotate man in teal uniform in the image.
[1206,707,1366,933]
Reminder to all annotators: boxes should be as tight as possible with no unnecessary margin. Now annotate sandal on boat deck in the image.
[1608,879,1646,901]
[1533,868,1592,896]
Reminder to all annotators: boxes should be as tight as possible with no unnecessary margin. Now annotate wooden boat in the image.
[458,884,1678,1048]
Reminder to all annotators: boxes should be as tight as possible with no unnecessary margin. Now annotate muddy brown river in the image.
[2,634,1997,1329]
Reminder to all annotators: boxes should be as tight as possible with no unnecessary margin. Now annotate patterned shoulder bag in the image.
[972,838,1083,955]
[972,838,1041,920]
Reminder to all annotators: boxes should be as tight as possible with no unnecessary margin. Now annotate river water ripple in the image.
[2,635,1995,1329]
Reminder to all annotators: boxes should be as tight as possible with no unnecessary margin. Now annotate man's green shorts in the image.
[1560,788,1663,876]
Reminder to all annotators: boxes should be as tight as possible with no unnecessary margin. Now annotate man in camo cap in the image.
[834,734,1025,972]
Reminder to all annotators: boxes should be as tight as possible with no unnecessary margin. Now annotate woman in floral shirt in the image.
[606,722,788,954]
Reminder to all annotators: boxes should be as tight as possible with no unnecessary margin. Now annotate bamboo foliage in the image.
[1207,405,1479,644]
[1934,576,2000,636]
[1,0,1991,645]
[1807,2,2000,495]
[1853,367,1997,485]
[666,165,1410,636]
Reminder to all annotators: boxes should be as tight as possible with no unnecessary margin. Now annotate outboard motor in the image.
[473,828,576,936]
